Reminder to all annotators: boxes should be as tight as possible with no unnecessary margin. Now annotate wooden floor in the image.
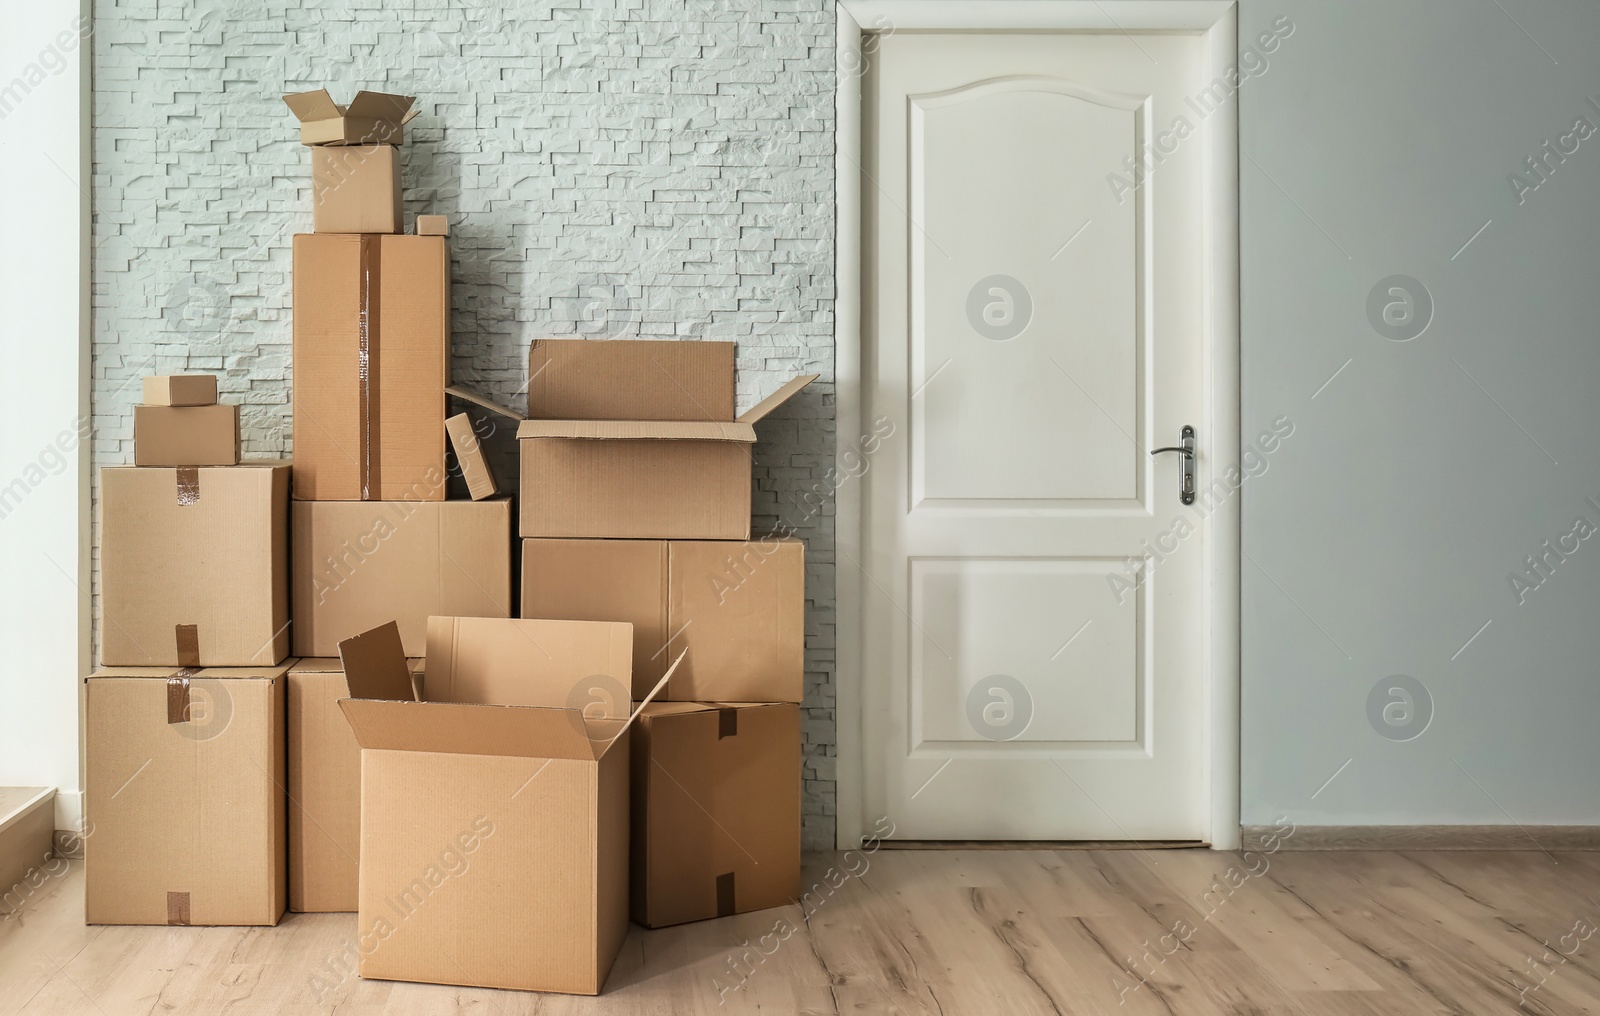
[4,848,1599,1014]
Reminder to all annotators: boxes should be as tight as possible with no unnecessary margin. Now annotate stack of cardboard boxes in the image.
[83,87,816,997]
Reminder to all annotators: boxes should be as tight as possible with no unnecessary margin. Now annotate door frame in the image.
[834,0,1241,850]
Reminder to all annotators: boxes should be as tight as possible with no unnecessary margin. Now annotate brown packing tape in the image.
[175,467,200,505]
[166,673,192,724]
[175,625,201,667]
[357,234,382,500]
[715,872,736,918]
[717,707,738,739]
[166,891,191,926]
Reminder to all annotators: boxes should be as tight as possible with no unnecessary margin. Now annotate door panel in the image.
[864,31,1211,841]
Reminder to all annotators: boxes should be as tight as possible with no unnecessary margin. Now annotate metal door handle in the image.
[1149,425,1195,505]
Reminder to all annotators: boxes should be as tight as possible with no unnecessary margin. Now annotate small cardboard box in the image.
[521,536,804,701]
[527,339,736,421]
[292,233,449,501]
[631,702,801,928]
[142,375,217,407]
[287,657,423,913]
[283,88,417,146]
[337,619,670,995]
[312,145,401,234]
[85,663,290,926]
[133,404,240,467]
[415,214,448,236]
[444,413,497,500]
[291,498,512,657]
[100,462,290,667]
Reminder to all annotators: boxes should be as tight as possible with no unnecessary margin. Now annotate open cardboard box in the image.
[336,618,680,995]
[283,88,418,146]
[513,339,819,541]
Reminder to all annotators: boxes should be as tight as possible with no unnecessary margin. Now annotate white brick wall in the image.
[91,0,838,847]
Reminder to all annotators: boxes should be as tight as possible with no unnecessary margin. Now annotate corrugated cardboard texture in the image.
[283,88,417,146]
[312,145,401,234]
[291,233,448,501]
[527,339,735,421]
[518,438,751,540]
[85,665,290,926]
[99,463,291,667]
[287,658,421,913]
[290,499,512,657]
[415,214,449,236]
[132,404,240,466]
[631,702,801,928]
[422,616,633,711]
[356,750,625,994]
[444,413,497,499]
[521,538,804,701]
[142,375,217,407]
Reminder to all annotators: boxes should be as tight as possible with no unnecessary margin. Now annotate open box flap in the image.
[283,88,340,123]
[338,698,602,760]
[345,90,416,123]
[591,650,683,758]
[446,384,526,421]
[421,616,634,711]
[738,374,819,425]
[336,621,419,702]
[514,419,756,443]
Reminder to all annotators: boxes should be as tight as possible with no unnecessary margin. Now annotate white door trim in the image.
[834,0,1241,851]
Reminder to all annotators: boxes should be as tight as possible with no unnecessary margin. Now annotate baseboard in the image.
[1242,825,1600,851]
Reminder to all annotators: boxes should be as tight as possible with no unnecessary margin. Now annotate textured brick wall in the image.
[91,0,838,847]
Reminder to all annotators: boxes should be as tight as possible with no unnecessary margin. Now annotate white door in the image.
[862,30,1214,840]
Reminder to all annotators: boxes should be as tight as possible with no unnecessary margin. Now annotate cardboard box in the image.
[521,536,804,701]
[85,663,289,925]
[444,413,497,500]
[292,233,449,501]
[287,657,423,913]
[133,404,240,467]
[291,498,512,657]
[100,462,290,667]
[416,214,448,236]
[527,339,736,421]
[336,619,672,995]
[631,702,801,928]
[312,145,401,234]
[142,375,217,407]
[284,88,417,146]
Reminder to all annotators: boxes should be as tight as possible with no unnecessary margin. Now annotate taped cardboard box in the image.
[133,404,240,467]
[85,663,290,926]
[521,536,804,701]
[100,462,290,667]
[312,145,401,234]
[283,88,417,146]
[142,374,217,407]
[291,498,512,657]
[292,234,448,501]
[631,702,800,928]
[287,657,423,913]
[527,338,736,421]
[336,619,671,995]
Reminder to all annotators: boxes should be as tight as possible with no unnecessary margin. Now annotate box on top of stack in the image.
[283,87,417,234]
[516,339,819,540]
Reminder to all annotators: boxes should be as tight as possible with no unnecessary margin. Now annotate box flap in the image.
[401,105,422,126]
[345,89,416,123]
[592,650,683,758]
[338,698,601,760]
[737,374,819,425]
[337,621,421,702]
[283,88,340,123]
[515,419,756,443]
[446,385,525,421]
[422,616,633,709]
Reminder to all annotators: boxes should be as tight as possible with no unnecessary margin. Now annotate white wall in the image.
[0,0,90,829]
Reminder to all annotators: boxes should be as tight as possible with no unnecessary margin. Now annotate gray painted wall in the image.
[1240,0,1600,826]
